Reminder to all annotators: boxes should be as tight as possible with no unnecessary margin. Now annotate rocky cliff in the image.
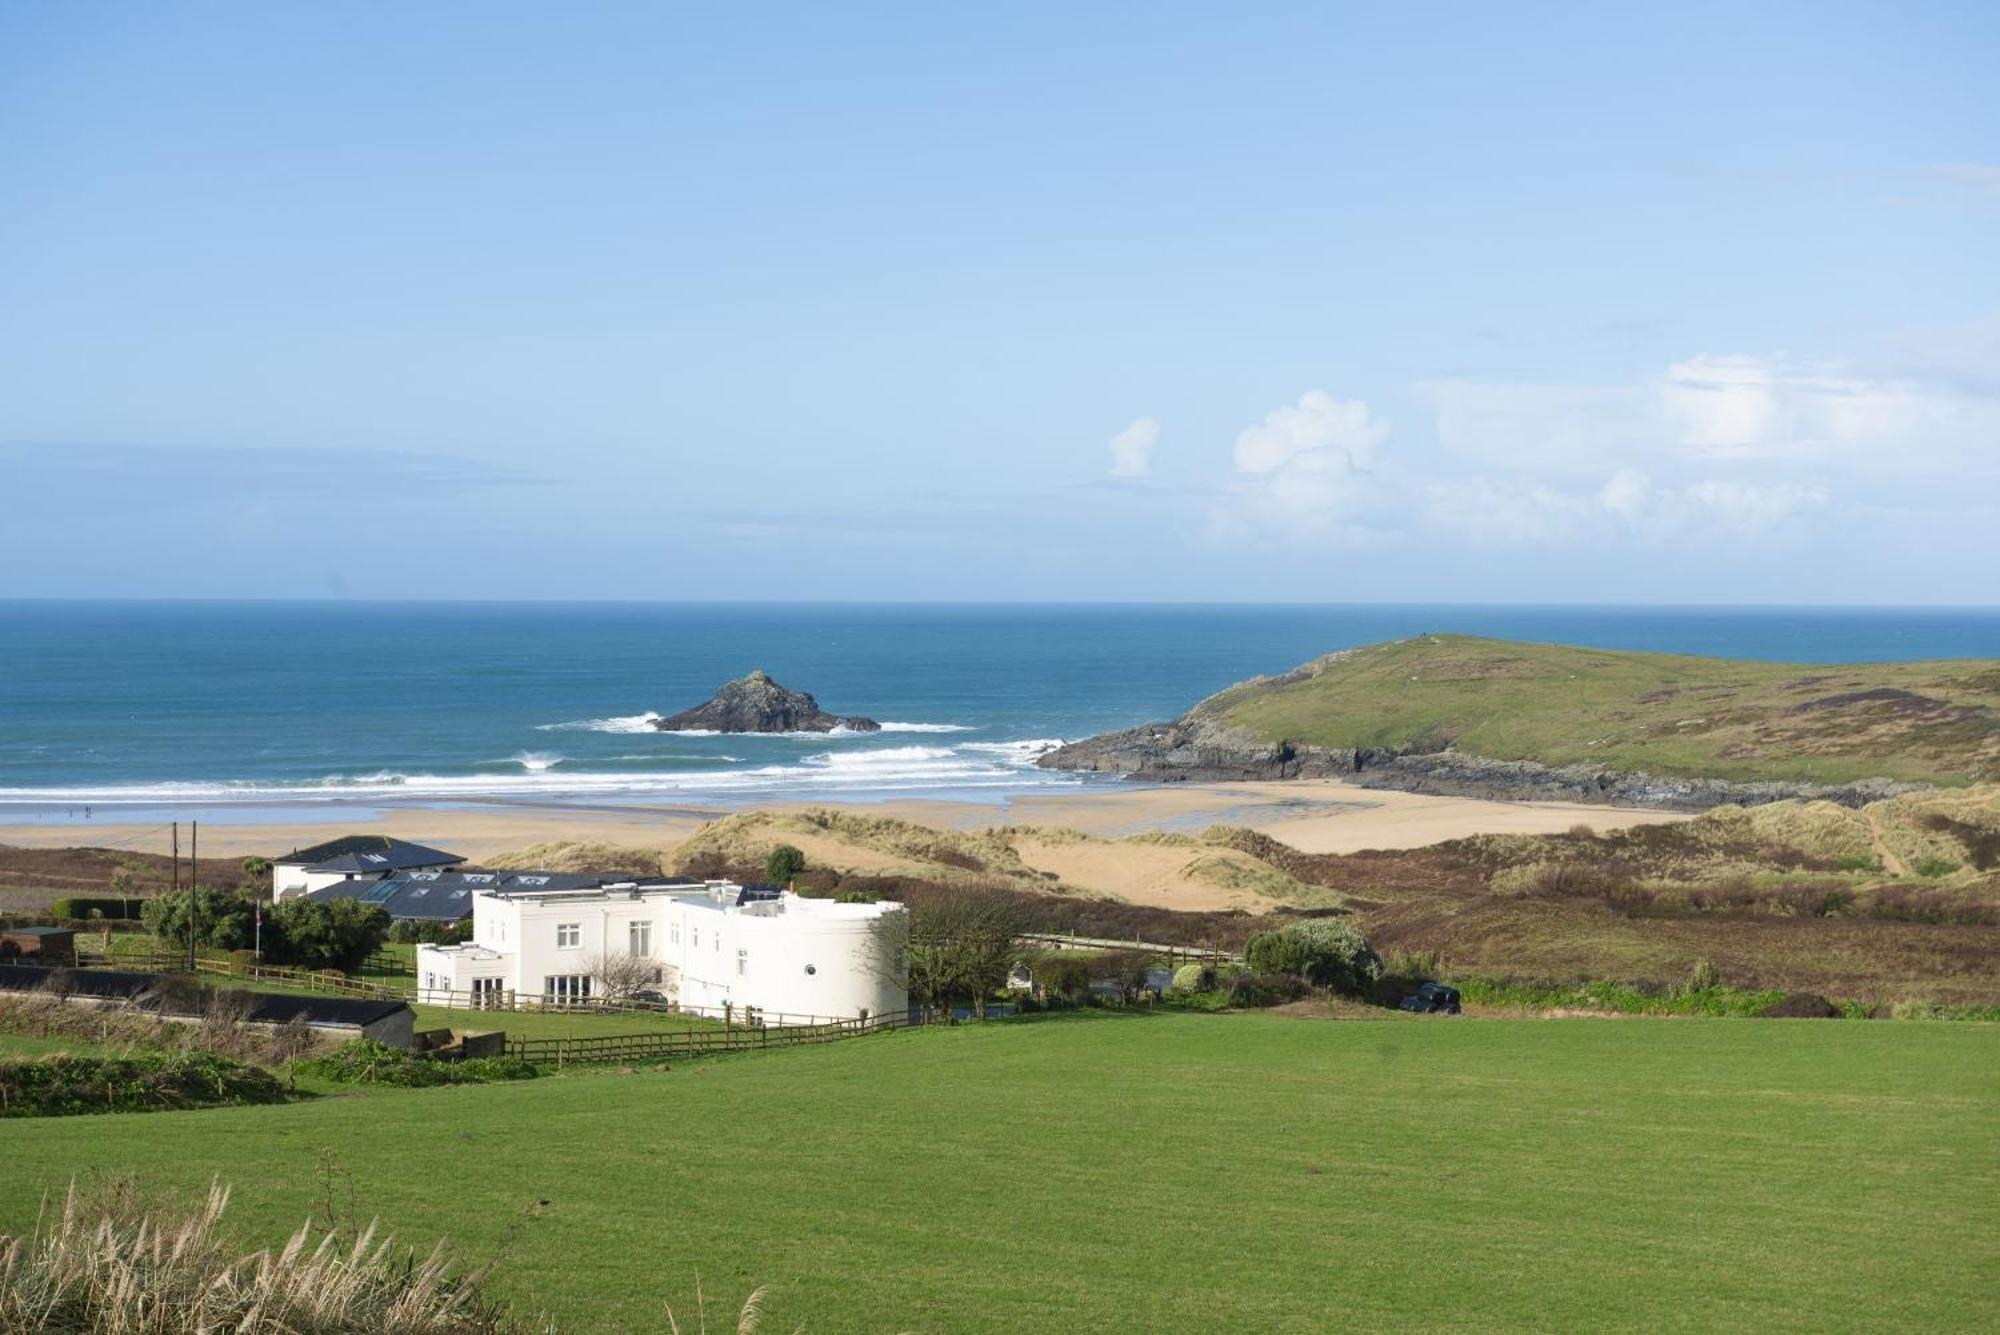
[1035,720,1921,809]
[652,671,881,734]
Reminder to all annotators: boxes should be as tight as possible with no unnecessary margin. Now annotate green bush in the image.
[764,844,808,883]
[264,898,390,973]
[1911,857,1960,879]
[386,918,472,946]
[1171,962,1217,993]
[0,1051,285,1118]
[1242,919,1383,996]
[1223,972,1312,1008]
[140,888,255,953]
[1686,959,1722,993]
[48,897,144,922]
[293,1040,537,1087]
[1029,954,1093,1004]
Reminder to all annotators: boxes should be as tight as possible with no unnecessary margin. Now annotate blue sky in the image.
[1,2,1995,601]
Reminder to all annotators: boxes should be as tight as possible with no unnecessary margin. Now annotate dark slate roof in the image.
[0,964,409,1028]
[2,926,77,938]
[304,868,682,920]
[275,835,463,872]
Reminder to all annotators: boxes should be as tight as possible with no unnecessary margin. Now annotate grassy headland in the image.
[1202,634,2000,785]
[1042,634,2000,791]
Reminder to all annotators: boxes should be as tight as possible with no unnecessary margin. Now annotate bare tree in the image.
[898,887,1026,1019]
[585,952,663,1002]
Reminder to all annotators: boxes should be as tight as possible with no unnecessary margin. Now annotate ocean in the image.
[3,601,1998,821]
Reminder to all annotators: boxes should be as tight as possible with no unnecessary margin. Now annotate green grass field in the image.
[1200,634,2000,784]
[4,1012,1994,1332]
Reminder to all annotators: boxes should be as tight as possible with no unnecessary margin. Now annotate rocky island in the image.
[652,670,881,734]
[1039,635,2000,809]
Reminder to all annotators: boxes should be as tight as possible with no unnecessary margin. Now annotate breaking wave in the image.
[536,712,663,734]
[0,735,1082,805]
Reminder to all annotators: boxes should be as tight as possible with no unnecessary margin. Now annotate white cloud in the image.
[1934,163,2000,193]
[1660,355,1936,461]
[1424,469,1825,543]
[1426,350,1993,478]
[1231,390,1387,474]
[1209,391,1389,542]
[1107,416,1161,477]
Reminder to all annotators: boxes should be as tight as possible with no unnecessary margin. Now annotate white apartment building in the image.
[416,880,907,1022]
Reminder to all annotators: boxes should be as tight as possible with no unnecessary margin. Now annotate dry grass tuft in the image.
[0,1179,516,1332]
[0,980,329,1066]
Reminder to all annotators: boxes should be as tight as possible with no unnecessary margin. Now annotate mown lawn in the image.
[3,1013,1995,1332]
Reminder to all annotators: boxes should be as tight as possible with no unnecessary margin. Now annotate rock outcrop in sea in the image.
[1036,717,1922,810]
[652,671,881,734]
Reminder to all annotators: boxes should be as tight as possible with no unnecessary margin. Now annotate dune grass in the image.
[1,1013,1993,1332]
[1203,634,2000,785]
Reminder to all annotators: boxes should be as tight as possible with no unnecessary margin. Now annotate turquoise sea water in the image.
[2,602,1997,817]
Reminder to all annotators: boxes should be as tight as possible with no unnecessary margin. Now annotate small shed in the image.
[0,927,77,967]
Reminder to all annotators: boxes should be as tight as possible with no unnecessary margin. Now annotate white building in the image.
[417,881,907,1022]
[270,835,464,901]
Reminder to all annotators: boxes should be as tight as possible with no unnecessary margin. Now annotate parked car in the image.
[1399,982,1462,1014]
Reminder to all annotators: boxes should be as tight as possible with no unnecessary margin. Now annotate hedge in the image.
[48,897,145,921]
[0,1052,286,1118]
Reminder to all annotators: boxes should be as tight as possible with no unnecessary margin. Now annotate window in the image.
[669,923,680,945]
[472,978,505,1008]
[543,974,592,1002]
[629,921,652,957]
[556,923,580,949]
[691,926,699,949]
[736,948,748,978]
[423,972,436,991]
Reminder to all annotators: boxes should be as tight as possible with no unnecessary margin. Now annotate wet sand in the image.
[0,779,1688,863]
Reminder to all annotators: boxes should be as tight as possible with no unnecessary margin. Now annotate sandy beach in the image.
[0,779,1689,866]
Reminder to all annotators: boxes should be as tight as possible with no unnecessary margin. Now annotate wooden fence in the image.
[506,1010,922,1066]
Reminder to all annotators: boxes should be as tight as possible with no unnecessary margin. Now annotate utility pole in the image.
[188,820,199,974]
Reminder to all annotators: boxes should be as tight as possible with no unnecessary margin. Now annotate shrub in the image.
[388,918,473,946]
[294,1040,538,1087]
[48,896,143,922]
[140,887,256,952]
[1087,949,1155,1003]
[1686,959,1722,993]
[1223,972,1312,1008]
[265,898,391,972]
[0,1179,520,1331]
[1029,953,1094,1004]
[1760,992,1840,1018]
[0,1051,285,1118]
[1171,962,1217,993]
[1242,920,1383,996]
[226,949,260,975]
[1911,856,1960,879]
[764,844,808,883]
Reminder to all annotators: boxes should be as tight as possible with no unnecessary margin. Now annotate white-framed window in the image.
[544,974,591,1002]
[714,930,721,952]
[669,922,680,945]
[423,972,436,991]
[629,921,652,957]
[556,922,580,949]
[691,926,699,949]
[736,948,748,978]
[471,977,504,1008]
